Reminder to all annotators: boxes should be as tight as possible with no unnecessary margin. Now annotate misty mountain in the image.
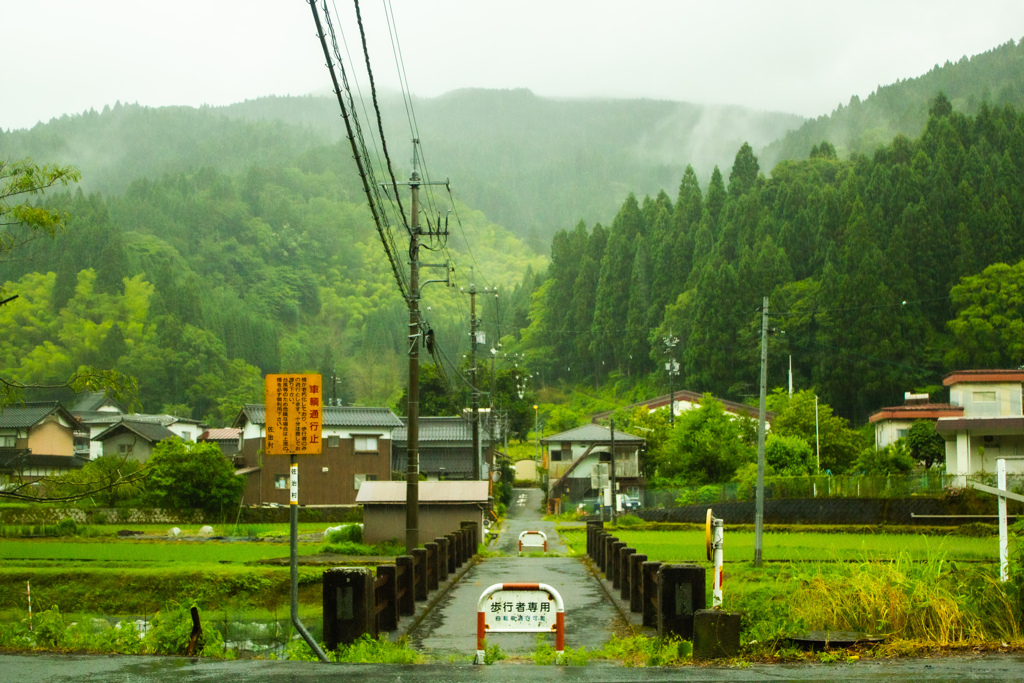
[761,38,1024,168]
[1,90,803,244]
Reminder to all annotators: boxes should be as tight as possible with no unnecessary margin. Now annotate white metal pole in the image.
[815,395,820,472]
[712,520,724,608]
[998,458,1008,582]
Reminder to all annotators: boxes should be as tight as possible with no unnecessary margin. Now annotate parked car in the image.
[620,495,642,511]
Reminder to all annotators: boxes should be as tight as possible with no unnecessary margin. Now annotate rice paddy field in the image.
[559,527,1006,563]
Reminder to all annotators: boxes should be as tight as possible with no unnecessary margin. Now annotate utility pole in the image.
[754,296,769,568]
[609,419,617,525]
[396,142,450,555]
[463,273,495,481]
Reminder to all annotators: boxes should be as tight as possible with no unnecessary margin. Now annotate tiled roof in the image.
[944,369,1024,386]
[541,423,645,445]
[356,480,489,503]
[70,391,125,413]
[868,403,963,423]
[92,419,178,443]
[199,428,241,441]
[393,417,492,444]
[590,391,773,422]
[0,402,83,430]
[235,404,402,429]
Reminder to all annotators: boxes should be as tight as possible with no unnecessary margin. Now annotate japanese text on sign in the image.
[483,590,556,632]
[264,374,323,455]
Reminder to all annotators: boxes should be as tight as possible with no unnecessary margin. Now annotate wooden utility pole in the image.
[754,296,769,567]
[465,274,495,481]
[405,162,421,556]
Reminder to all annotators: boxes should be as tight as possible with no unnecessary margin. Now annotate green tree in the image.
[145,440,244,518]
[906,419,945,468]
[947,261,1024,368]
[765,433,815,476]
[658,395,754,484]
[766,389,864,473]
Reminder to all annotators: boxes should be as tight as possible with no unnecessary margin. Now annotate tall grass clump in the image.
[790,554,1021,645]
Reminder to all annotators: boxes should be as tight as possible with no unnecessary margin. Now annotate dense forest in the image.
[761,39,1024,168]
[0,143,543,424]
[513,95,1024,423]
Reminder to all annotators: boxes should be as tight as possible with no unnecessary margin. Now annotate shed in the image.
[356,481,490,545]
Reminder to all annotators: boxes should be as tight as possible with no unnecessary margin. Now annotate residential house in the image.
[0,402,88,481]
[541,423,646,509]
[391,411,498,481]
[357,480,490,545]
[234,404,402,506]
[868,392,964,449]
[70,392,205,460]
[590,390,772,425]
[92,419,179,463]
[935,369,1024,477]
[198,428,243,464]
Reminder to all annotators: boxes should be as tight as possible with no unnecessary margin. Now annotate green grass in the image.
[562,528,1005,562]
[0,539,322,566]
[0,522,332,538]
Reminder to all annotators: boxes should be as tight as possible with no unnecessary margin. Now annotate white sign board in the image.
[482,590,557,632]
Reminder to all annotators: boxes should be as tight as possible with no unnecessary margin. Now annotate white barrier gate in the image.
[475,583,564,664]
[518,530,548,554]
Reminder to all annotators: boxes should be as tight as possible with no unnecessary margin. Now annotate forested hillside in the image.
[0,141,544,424]
[1,90,803,246]
[761,39,1024,168]
[515,95,1024,423]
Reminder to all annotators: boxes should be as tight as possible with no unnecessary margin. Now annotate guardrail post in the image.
[641,560,661,627]
[629,553,647,612]
[619,547,636,600]
[424,542,439,591]
[376,565,398,633]
[586,520,601,557]
[434,537,449,582]
[605,538,621,579]
[657,564,706,640]
[412,548,428,601]
[446,532,460,569]
[396,555,415,616]
[323,567,374,649]
[610,541,626,586]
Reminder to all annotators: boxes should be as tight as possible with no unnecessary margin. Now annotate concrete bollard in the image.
[657,564,706,640]
[376,565,399,633]
[603,536,619,576]
[446,533,459,570]
[693,609,742,660]
[411,548,428,601]
[323,567,375,649]
[619,547,636,600]
[594,530,606,565]
[396,555,415,616]
[641,561,662,627]
[434,537,449,582]
[629,553,647,613]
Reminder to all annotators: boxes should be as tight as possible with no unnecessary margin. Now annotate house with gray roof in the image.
[69,392,205,460]
[391,413,498,481]
[92,419,180,463]
[233,403,403,506]
[0,402,88,481]
[541,423,646,511]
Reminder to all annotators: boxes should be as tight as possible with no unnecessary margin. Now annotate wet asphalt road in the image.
[408,487,611,656]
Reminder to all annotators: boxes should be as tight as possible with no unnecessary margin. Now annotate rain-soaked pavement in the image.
[407,487,611,656]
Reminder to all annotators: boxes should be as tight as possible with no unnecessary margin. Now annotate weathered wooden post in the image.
[323,567,374,649]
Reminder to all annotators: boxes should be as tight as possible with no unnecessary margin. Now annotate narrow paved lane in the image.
[407,487,615,657]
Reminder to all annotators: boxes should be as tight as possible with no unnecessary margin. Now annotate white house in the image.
[541,424,645,508]
[935,370,1024,476]
[868,392,963,449]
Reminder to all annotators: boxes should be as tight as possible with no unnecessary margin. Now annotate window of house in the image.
[973,391,996,403]
[275,475,288,489]
[0,435,15,448]
[354,436,377,452]
[181,431,191,441]
[896,428,908,440]
[354,473,378,490]
[550,449,562,462]
[119,444,129,453]
[327,435,340,448]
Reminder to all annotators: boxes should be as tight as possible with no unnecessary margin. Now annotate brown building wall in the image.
[239,436,392,506]
[28,420,74,456]
[362,504,485,545]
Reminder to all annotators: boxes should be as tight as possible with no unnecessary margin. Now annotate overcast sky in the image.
[4,1,1024,131]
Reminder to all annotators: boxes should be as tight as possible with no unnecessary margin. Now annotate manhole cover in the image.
[789,630,886,651]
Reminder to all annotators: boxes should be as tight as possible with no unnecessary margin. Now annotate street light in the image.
[663,333,679,426]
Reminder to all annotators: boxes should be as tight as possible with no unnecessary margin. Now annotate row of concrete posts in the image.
[586,521,740,659]
[323,521,479,649]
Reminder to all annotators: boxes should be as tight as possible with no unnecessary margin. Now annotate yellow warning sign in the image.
[264,374,323,455]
